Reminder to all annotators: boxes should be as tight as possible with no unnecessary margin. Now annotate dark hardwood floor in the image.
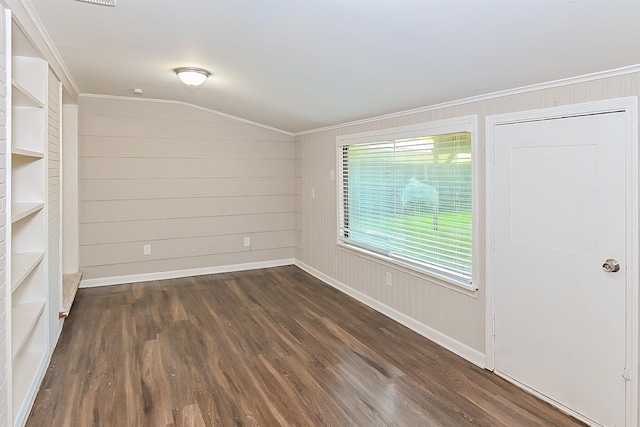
[27,266,584,426]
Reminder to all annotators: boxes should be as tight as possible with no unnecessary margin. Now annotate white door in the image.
[493,112,627,426]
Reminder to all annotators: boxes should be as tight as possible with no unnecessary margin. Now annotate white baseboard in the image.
[80,258,296,288]
[295,260,486,368]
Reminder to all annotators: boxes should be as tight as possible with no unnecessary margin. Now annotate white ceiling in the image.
[27,0,640,133]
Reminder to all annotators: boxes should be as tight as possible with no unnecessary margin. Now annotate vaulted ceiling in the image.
[27,0,640,133]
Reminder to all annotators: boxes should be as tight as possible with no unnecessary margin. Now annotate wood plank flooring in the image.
[27,266,585,426]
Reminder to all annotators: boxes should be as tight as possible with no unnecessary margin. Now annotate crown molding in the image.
[80,93,295,136]
[296,64,640,136]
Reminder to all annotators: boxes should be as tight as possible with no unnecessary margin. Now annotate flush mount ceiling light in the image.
[74,0,116,6]
[173,67,211,87]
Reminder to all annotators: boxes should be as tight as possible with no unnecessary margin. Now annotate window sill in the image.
[337,242,478,298]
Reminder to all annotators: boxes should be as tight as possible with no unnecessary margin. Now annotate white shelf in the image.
[12,56,46,107]
[11,301,45,359]
[12,147,44,158]
[12,107,45,155]
[12,202,44,223]
[9,25,50,427]
[12,350,46,423]
[12,252,44,293]
[11,80,44,108]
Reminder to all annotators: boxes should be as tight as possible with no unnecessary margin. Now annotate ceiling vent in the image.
[74,0,116,6]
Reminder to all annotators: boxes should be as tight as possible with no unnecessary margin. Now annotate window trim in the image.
[336,115,479,292]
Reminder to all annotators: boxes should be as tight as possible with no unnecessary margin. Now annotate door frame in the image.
[485,97,639,426]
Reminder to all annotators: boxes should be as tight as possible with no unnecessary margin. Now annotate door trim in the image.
[485,97,638,426]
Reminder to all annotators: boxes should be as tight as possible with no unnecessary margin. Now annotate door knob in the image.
[602,259,620,273]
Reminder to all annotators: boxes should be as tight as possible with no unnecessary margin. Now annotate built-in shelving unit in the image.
[8,25,49,426]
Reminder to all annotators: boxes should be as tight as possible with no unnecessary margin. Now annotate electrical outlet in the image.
[244,237,251,247]
[311,189,316,199]
[143,244,151,256]
[385,272,392,287]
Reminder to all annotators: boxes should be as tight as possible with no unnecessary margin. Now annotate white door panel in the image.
[494,112,626,427]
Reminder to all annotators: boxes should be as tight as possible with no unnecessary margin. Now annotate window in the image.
[337,118,475,287]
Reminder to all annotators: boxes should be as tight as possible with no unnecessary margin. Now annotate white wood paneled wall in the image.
[61,104,78,275]
[0,6,8,426]
[299,72,640,357]
[78,96,296,280]
[294,137,303,261]
[47,68,62,344]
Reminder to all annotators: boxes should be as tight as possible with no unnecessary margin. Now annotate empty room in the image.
[1,0,640,426]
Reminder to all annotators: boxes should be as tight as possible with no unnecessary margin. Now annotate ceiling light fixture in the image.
[173,67,211,87]
[74,0,116,6]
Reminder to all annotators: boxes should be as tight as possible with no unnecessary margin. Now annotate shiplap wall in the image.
[299,72,640,358]
[78,96,296,280]
[0,6,7,426]
[47,68,61,343]
[61,104,78,274]
[294,137,303,260]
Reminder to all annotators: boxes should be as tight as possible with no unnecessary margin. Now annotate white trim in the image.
[298,64,640,136]
[4,6,12,424]
[79,93,295,136]
[295,260,485,368]
[485,96,639,427]
[336,116,475,146]
[623,97,639,427]
[80,258,295,288]
[335,115,480,294]
[485,118,496,370]
[53,77,64,346]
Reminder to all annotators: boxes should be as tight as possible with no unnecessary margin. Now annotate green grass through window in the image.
[350,210,472,277]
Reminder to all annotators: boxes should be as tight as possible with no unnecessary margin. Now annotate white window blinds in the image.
[338,129,472,283]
